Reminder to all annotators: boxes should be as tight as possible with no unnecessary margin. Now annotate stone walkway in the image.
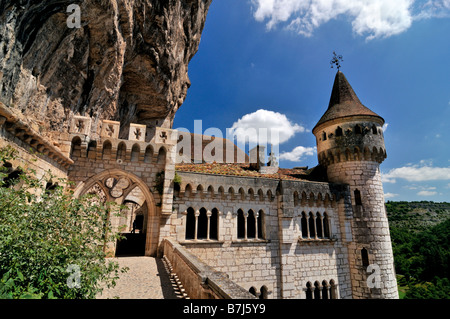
[96,257,180,299]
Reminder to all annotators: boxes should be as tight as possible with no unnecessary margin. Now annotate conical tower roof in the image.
[313,71,384,132]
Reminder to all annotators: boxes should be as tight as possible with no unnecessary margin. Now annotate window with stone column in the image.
[185,207,219,241]
[237,209,264,240]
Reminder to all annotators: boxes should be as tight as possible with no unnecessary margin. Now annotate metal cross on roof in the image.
[330,51,344,71]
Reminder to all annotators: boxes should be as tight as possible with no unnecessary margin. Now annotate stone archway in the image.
[74,169,159,257]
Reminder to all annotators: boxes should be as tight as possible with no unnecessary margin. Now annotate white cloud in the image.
[382,162,450,183]
[251,0,450,40]
[384,192,399,199]
[417,190,438,196]
[228,109,306,145]
[382,123,389,132]
[279,145,316,162]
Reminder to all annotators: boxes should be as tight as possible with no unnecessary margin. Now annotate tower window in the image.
[361,248,370,267]
[355,124,362,134]
[354,189,362,206]
[335,126,343,137]
[322,132,327,141]
[372,125,378,134]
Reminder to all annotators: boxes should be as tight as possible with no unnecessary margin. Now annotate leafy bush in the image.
[0,146,126,299]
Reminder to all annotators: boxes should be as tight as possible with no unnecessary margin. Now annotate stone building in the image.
[0,71,398,299]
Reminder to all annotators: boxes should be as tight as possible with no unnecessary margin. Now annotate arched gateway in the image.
[73,169,159,257]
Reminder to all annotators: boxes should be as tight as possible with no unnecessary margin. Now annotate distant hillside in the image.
[385,201,450,299]
[386,201,450,232]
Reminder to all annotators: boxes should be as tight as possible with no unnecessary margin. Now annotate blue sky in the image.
[173,0,450,202]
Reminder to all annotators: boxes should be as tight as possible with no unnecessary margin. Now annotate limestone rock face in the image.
[0,0,212,137]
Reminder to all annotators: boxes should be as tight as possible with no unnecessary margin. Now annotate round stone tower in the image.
[312,71,398,299]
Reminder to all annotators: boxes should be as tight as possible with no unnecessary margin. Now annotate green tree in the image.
[0,146,126,299]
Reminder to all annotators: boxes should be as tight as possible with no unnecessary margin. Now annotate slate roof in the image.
[313,71,384,132]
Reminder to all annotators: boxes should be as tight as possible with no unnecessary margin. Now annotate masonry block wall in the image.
[172,172,355,299]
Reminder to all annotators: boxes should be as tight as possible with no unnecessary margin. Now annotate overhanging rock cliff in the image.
[0,0,212,139]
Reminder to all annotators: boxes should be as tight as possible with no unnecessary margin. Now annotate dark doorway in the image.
[115,215,146,256]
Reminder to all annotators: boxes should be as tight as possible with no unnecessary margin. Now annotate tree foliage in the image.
[387,201,450,299]
[0,146,126,299]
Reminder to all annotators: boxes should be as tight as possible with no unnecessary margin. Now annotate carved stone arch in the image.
[207,185,214,198]
[116,141,127,162]
[238,187,246,200]
[130,143,140,162]
[73,169,158,257]
[371,146,378,161]
[228,187,235,200]
[354,146,361,161]
[293,191,299,206]
[258,188,264,201]
[144,145,153,163]
[184,183,193,198]
[267,189,273,202]
[301,191,308,206]
[363,146,371,160]
[70,136,82,159]
[196,184,204,198]
[218,186,225,199]
[157,146,167,164]
[308,192,315,206]
[102,140,113,160]
[344,148,351,161]
[248,187,255,200]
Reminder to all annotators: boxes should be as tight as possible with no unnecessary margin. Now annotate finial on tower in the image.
[330,51,344,71]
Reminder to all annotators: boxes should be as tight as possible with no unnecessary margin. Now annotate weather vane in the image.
[330,51,344,71]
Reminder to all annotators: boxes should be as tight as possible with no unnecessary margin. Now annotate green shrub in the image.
[0,146,126,299]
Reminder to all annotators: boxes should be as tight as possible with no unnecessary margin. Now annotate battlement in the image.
[59,115,177,163]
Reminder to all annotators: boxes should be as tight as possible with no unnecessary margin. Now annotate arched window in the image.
[316,212,323,239]
[301,212,308,239]
[2,168,23,188]
[157,147,166,164]
[70,136,82,159]
[313,281,321,299]
[257,210,264,239]
[322,280,329,299]
[117,142,126,161]
[144,145,153,163]
[131,144,140,162]
[237,209,245,239]
[322,131,327,141]
[185,207,195,240]
[361,248,370,267]
[330,280,337,299]
[197,208,208,239]
[87,140,97,158]
[102,140,112,160]
[335,126,343,137]
[305,282,313,300]
[249,287,257,297]
[260,286,268,299]
[247,210,256,238]
[354,189,362,206]
[323,213,330,239]
[210,208,219,240]
[308,212,316,238]
[372,124,378,134]
[355,124,362,134]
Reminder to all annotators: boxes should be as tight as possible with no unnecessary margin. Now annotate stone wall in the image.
[162,238,256,299]
[172,171,354,299]
[327,160,398,299]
